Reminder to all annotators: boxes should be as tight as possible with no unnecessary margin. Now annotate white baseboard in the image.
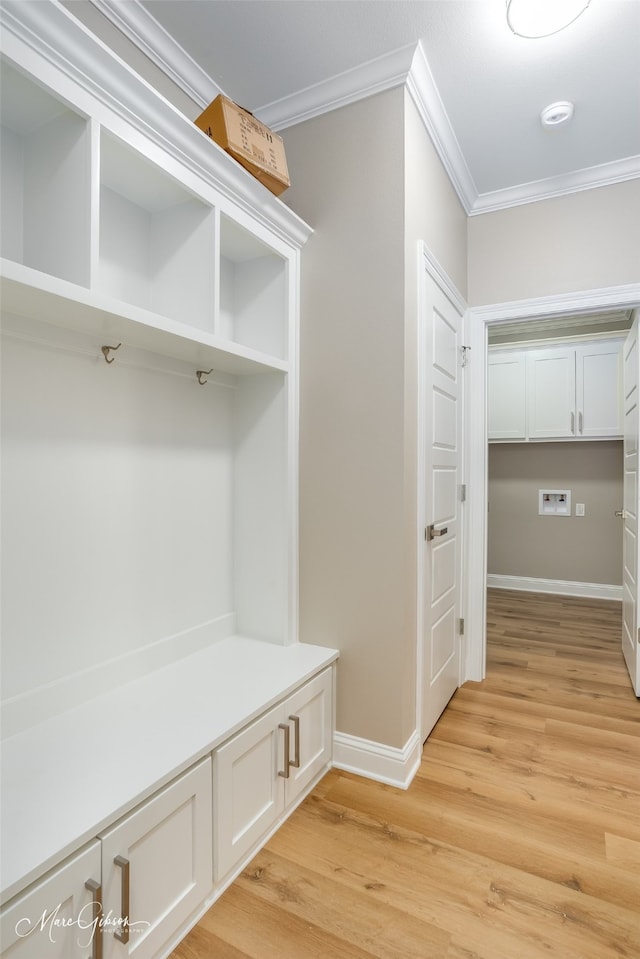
[332,729,422,790]
[487,574,622,602]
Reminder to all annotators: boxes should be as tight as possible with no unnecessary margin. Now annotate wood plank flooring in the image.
[171,590,640,959]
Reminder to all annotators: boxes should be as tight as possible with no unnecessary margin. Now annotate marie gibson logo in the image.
[14,902,150,947]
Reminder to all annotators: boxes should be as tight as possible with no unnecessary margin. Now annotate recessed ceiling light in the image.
[507,0,591,38]
[540,101,575,128]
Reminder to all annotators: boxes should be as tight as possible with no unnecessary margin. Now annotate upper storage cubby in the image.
[0,58,90,286]
[219,214,288,360]
[98,131,215,332]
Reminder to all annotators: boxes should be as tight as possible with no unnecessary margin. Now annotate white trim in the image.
[259,43,415,131]
[420,241,467,317]
[406,42,477,216]
[472,284,640,325]
[471,155,640,216]
[466,283,640,685]
[487,575,622,602]
[89,0,217,108]
[332,730,421,790]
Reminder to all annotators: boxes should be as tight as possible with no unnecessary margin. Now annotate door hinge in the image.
[459,617,465,635]
[460,483,466,503]
[460,345,471,367]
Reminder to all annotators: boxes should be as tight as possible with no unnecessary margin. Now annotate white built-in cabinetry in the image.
[488,339,623,442]
[214,667,333,882]
[0,3,338,957]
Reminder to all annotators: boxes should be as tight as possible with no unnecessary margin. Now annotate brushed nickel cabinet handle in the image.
[278,723,290,779]
[289,714,300,769]
[570,411,575,433]
[578,410,583,433]
[113,856,130,944]
[85,878,103,959]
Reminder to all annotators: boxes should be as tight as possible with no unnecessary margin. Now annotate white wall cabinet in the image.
[527,346,576,438]
[487,351,527,439]
[213,667,333,882]
[488,339,622,442]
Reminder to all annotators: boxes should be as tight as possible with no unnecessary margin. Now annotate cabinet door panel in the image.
[99,759,212,959]
[487,353,527,439]
[213,707,285,882]
[577,343,622,437]
[285,668,333,806]
[528,348,576,439]
[0,842,101,959]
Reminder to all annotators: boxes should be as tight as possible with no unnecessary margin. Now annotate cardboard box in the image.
[194,95,290,196]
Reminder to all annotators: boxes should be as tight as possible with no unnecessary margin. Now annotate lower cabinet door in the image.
[213,704,286,882]
[99,757,212,959]
[283,667,333,807]
[213,667,334,883]
[0,841,102,959]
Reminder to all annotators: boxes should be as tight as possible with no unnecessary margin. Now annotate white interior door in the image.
[420,261,464,740]
[622,312,640,696]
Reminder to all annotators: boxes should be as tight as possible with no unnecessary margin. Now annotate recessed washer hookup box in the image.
[194,95,290,196]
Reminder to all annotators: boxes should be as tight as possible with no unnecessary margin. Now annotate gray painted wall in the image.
[488,441,623,585]
[282,89,468,749]
[468,180,640,306]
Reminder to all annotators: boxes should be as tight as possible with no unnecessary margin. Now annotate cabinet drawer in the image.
[1,841,101,959]
[99,758,212,959]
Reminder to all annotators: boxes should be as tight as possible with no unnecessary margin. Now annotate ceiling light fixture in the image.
[506,0,591,38]
[540,101,574,128]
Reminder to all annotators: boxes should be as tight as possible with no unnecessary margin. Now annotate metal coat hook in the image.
[102,343,122,364]
[196,368,214,386]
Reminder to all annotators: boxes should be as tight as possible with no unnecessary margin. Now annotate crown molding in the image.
[89,0,216,107]
[85,0,640,216]
[258,43,415,131]
[405,42,477,215]
[470,154,640,215]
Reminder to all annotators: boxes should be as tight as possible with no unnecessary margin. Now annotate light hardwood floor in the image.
[171,590,640,959]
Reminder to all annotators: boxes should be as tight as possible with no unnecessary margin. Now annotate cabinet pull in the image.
[578,410,583,433]
[570,411,575,433]
[289,714,301,769]
[85,878,103,959]
[113,855,130,944]
[278,722,290,779]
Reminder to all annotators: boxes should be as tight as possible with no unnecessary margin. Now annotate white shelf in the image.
[0,59,90,286]
[1,261,289,375]
[0,637,338,903]
[219,214,288,359]
[98,131,216,333]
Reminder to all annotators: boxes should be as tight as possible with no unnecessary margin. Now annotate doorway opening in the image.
[463,288,640,692]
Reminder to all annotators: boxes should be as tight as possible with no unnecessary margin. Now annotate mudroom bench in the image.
[1,638,338,959]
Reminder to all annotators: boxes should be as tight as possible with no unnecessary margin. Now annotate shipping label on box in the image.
[195,95,290,196]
